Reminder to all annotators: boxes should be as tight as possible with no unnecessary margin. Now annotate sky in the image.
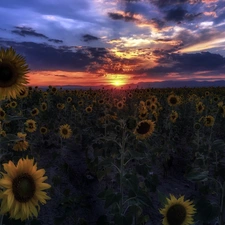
[1,0,225,88]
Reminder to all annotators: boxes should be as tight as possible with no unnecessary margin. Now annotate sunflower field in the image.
[1,47,225,225]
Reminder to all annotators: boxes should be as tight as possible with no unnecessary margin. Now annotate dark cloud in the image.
[11,26,63,44]
[171,52,225,71]
[132,51,225,79]
[108,12,137,22]
[165,7,188,22]
[48,39,63,44]
[12,26,47,38]
[0,40,132,75]
[82,34,99,42]
[55,75,67,77]
[149,18,165,29]
[124,1,150,16]
[150,0,189,8]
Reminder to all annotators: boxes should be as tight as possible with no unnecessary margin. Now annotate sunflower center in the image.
[0,63,17,87]
[170,97,177,105]
[62,128,68,135]
[136,122,150,134]
[12,173,36,202]
[0,111,5,117]
[166,204,186,225]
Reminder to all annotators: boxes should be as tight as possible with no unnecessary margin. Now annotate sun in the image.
[113,80,124,86]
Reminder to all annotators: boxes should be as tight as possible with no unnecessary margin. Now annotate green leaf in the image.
[194,197,219,222]
[96,167,112,181]
[96,215,110,225]
[211,139,225,152]
[98,158,113,168]
[97,188,114,199]
[185,168,209,181]
[137,214,150,225]
[114,213,133,225]
[136,189,153,208]
[157,190,168,207]
[104,192,122,209]
[124,173,139,193]
[128,149,145,159]
[145,174,159,192]
[4,115,27,122]
[135,164,149,177]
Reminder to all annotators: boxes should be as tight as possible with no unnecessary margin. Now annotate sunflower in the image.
[13,132,29,151]
[116,101,124,109]
[78,100,83,106]
[145,99,151,107]
[0,129,6,137]
[0,47,29,100]
[18,87,29,99]
[159,194,196,225]
[138,111,149,120]
[221,105,225,118]
[24,119,37,133]
[67,97,72,103]
[0,108,6,120]
[31,108,39,117]
[51,87,57,94]
[127,92,133,99]
[218,101,223,108]
[57,103,65,110]
[149,103,157,112]
[203,115,215,127]
[196,102,205,114]
[205,91,210,97]
[167,94,181,107]
[40,126,48,135]
[9,101,17,108]
[0,156,51,221]
[133,120,155,140]
[59,124,72,139]
[170,110,179,123]
[85,106,92,113]
[40,102,47,111]
[98,99,104,105]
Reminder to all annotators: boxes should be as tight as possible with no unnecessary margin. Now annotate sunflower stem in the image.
[119,121,126,215]
[219,182,225,225]
[0,214,3,225]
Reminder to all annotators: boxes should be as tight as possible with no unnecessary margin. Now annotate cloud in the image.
[108,12,138,22]
[82,34,100,42]
[12,26,47,38]
[165,7,188,22]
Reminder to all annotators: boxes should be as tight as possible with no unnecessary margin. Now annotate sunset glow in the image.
[1,0,225,88]
[112,79,125,87]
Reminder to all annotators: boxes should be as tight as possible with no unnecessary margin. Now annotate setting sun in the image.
[113,80,124,86]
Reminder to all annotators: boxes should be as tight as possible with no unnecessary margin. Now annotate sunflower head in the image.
[0,156,51,221]
[167,94,181,107]
[85,106,92,113]
[203,115,215,127]
[159,194,196,225]
[40,102,47,111]
[134,120,155,140]
[9,101,17,108]
[59,124,72,139]
[0,47,29,100]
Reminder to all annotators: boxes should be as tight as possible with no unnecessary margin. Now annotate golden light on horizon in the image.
[113,79,125,86]
[108,73,128,87]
